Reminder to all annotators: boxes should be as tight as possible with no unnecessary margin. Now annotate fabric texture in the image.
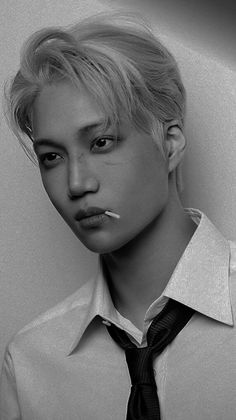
[0,208,236,420]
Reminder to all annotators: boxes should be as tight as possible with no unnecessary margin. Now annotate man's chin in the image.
[73,231,126,254]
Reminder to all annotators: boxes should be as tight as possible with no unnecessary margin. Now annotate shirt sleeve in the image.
[0,348,22,420]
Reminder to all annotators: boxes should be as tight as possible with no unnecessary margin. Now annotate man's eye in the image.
[38,153,61,165]
[91,136,118,152]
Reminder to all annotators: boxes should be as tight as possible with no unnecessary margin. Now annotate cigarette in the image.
[104,210,120,219]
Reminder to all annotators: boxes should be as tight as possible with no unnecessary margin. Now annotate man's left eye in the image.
[91,136,117,152]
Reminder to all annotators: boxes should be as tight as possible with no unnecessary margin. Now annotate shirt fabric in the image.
[1,208,236,420]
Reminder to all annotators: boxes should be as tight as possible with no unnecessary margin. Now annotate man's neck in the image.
[101,199,197,330]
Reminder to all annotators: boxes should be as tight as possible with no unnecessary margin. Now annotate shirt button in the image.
[102,319,111,326]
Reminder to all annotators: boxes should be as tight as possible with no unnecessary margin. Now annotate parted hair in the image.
[4,12,186,190]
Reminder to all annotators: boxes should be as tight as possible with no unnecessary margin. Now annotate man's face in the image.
[31,81,169,253]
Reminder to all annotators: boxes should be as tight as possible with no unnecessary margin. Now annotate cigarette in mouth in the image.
[104,210,120,219]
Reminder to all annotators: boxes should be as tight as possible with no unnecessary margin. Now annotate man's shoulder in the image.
[6,277,95,355]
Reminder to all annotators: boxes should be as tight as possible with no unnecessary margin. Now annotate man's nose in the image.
[67,158,99,198]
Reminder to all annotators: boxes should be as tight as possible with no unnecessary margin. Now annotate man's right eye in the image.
[38,153,61,165]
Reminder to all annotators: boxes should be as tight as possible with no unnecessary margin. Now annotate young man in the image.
[1,12,236,420]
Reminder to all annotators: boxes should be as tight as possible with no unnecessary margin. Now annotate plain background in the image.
[1,0,236,366]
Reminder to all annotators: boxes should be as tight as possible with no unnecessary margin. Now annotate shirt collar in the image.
[67,260,121,355]
[163,208,233,326]
[67,208,233,355]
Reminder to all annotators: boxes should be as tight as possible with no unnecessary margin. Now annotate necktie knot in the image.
[125,347,156,387]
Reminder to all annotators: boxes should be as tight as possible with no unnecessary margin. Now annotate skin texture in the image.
[32,81,196,329]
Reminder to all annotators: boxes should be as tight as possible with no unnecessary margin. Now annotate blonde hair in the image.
[4,12,186,190]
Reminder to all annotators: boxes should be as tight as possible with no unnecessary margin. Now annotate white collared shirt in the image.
[1,209,236,420]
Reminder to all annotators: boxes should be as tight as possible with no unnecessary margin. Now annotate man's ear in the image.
[164,120,186,173]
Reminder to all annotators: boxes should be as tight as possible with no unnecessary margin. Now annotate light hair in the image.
[4,11,186,191]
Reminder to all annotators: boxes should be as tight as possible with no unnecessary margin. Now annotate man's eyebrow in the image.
[33,120,107,152]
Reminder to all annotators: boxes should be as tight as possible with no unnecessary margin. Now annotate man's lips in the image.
[74,207,107,221]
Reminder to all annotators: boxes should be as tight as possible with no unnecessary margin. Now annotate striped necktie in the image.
[106,298,194,420]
